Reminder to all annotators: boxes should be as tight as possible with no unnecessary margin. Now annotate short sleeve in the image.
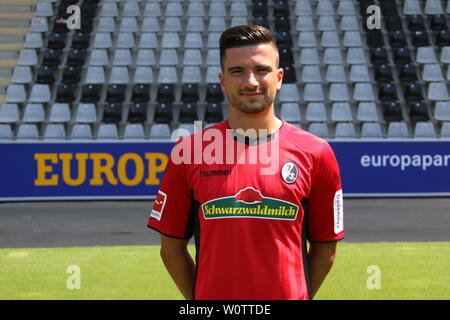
[307,141,344,242]
[147,143,196,239]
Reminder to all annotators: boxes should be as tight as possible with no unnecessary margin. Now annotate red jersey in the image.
[148,120,344,300]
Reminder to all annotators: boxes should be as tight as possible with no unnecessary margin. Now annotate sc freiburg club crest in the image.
[281,162,298,184]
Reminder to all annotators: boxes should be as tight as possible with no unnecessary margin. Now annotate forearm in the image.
[160,247,196,300]
[307,242,337,299]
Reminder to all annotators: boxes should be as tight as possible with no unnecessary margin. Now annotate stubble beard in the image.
[229,89,275,115]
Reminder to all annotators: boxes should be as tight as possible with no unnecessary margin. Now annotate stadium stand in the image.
[0,0,449,140]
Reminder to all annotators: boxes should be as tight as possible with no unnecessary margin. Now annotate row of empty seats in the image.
[2,120,450,140]
[3,100,450,125]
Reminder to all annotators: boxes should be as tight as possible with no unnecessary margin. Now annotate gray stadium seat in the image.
[280,103,302,122]
[97,123,118,140]
[301,65,321,83]
[323,48,343,65]
[304,84,324,101]
[124,124,145,139]
[136,49,156,66]
[5,85,26,103]
[28,85,50,103]
[24,33,43,48]
[0,104,19,123]
[49,103,71,123]
[308,123,329,138]
[334,123,356,139]
[23,103,45,123]
[11,66,32,84]
[89,49,109,66]
[75,104,97,123]
[404,0,423,15]
[0,124,13,140]
[71,124,93,140]
[361,123,383,139]
[149,124,171,140]
[306,102,327,121]
[278,84,299,102]
[331,102,353,121]
[18,49,38,66]
[159,49,179,66]
[357,102,379,121]
[414,122,436,138]
[17,124,39,139]
[44,124,66,140]
[134,67,154,83]
[329,83,350,101]
[434,101,450,121]
[387,122,409,138]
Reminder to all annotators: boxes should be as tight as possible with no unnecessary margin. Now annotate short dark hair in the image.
[219,25,278,71]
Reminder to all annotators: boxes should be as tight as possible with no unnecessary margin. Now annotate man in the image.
[147,25,344,300]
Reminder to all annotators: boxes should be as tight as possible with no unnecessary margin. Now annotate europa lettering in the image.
[33,153,167,186]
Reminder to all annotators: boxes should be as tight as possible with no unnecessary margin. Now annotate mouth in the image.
[240,92,263,97]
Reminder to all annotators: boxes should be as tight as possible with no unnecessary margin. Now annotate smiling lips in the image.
[240,91,264,97]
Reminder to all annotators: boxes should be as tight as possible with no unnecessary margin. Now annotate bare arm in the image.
[160,235,196,300]
[307,241,338,299]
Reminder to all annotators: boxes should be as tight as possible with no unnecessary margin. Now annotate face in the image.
[219,43,284,115]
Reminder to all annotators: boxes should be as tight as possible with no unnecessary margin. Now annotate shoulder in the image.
[281,121,332,159]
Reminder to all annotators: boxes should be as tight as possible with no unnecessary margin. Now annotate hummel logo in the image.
[200,168,232,177]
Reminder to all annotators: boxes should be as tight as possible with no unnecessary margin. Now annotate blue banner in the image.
[0,141,449,200]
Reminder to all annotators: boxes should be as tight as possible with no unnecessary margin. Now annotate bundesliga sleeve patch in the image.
[151,190,167,221]
[334,189,344,234]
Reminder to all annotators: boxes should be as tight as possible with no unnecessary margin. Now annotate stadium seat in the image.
[414,122,436,138]
[357,102,379,121]
[280,103,302,122]
[103,103,122,124]
[44,124,66,140]
[12,66,32,84]
[361,123,383,139]
[305,102,327,121]
[434,102,450,121]
[204,103,224,123]
[29,84,51,103]
[308,123,329,138]
[49,103,71,123]
[70,123,92,140]
[17,124,39,140]
[106,85,126,103]
[331,102,353,121]
[75,104,97,123]
[128,103,147,123]
[334,123,356,139]
[154,103,173,124]
[81,84,102,103]
[0,104,19,123]
[149,124,171,140]
[96,123,118,140]
[132,84,151,103]
[56,84,76,103]
[179,103,199,123]
[181,84,200,103]
[0,125,13,140]
[124,124,145,140]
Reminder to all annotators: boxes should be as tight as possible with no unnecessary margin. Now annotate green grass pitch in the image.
[1,242,449,300]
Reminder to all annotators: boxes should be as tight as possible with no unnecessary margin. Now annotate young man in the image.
[147,25,344,300]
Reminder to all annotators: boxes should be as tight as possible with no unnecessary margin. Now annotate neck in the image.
[227,105,283,137]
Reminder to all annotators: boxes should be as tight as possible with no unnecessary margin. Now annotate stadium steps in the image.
[0,0,36,101]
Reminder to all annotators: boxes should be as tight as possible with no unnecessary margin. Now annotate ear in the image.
[276,68,284,90]
[218,72,226,92]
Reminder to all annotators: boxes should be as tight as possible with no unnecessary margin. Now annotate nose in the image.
[243,71,259,88]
